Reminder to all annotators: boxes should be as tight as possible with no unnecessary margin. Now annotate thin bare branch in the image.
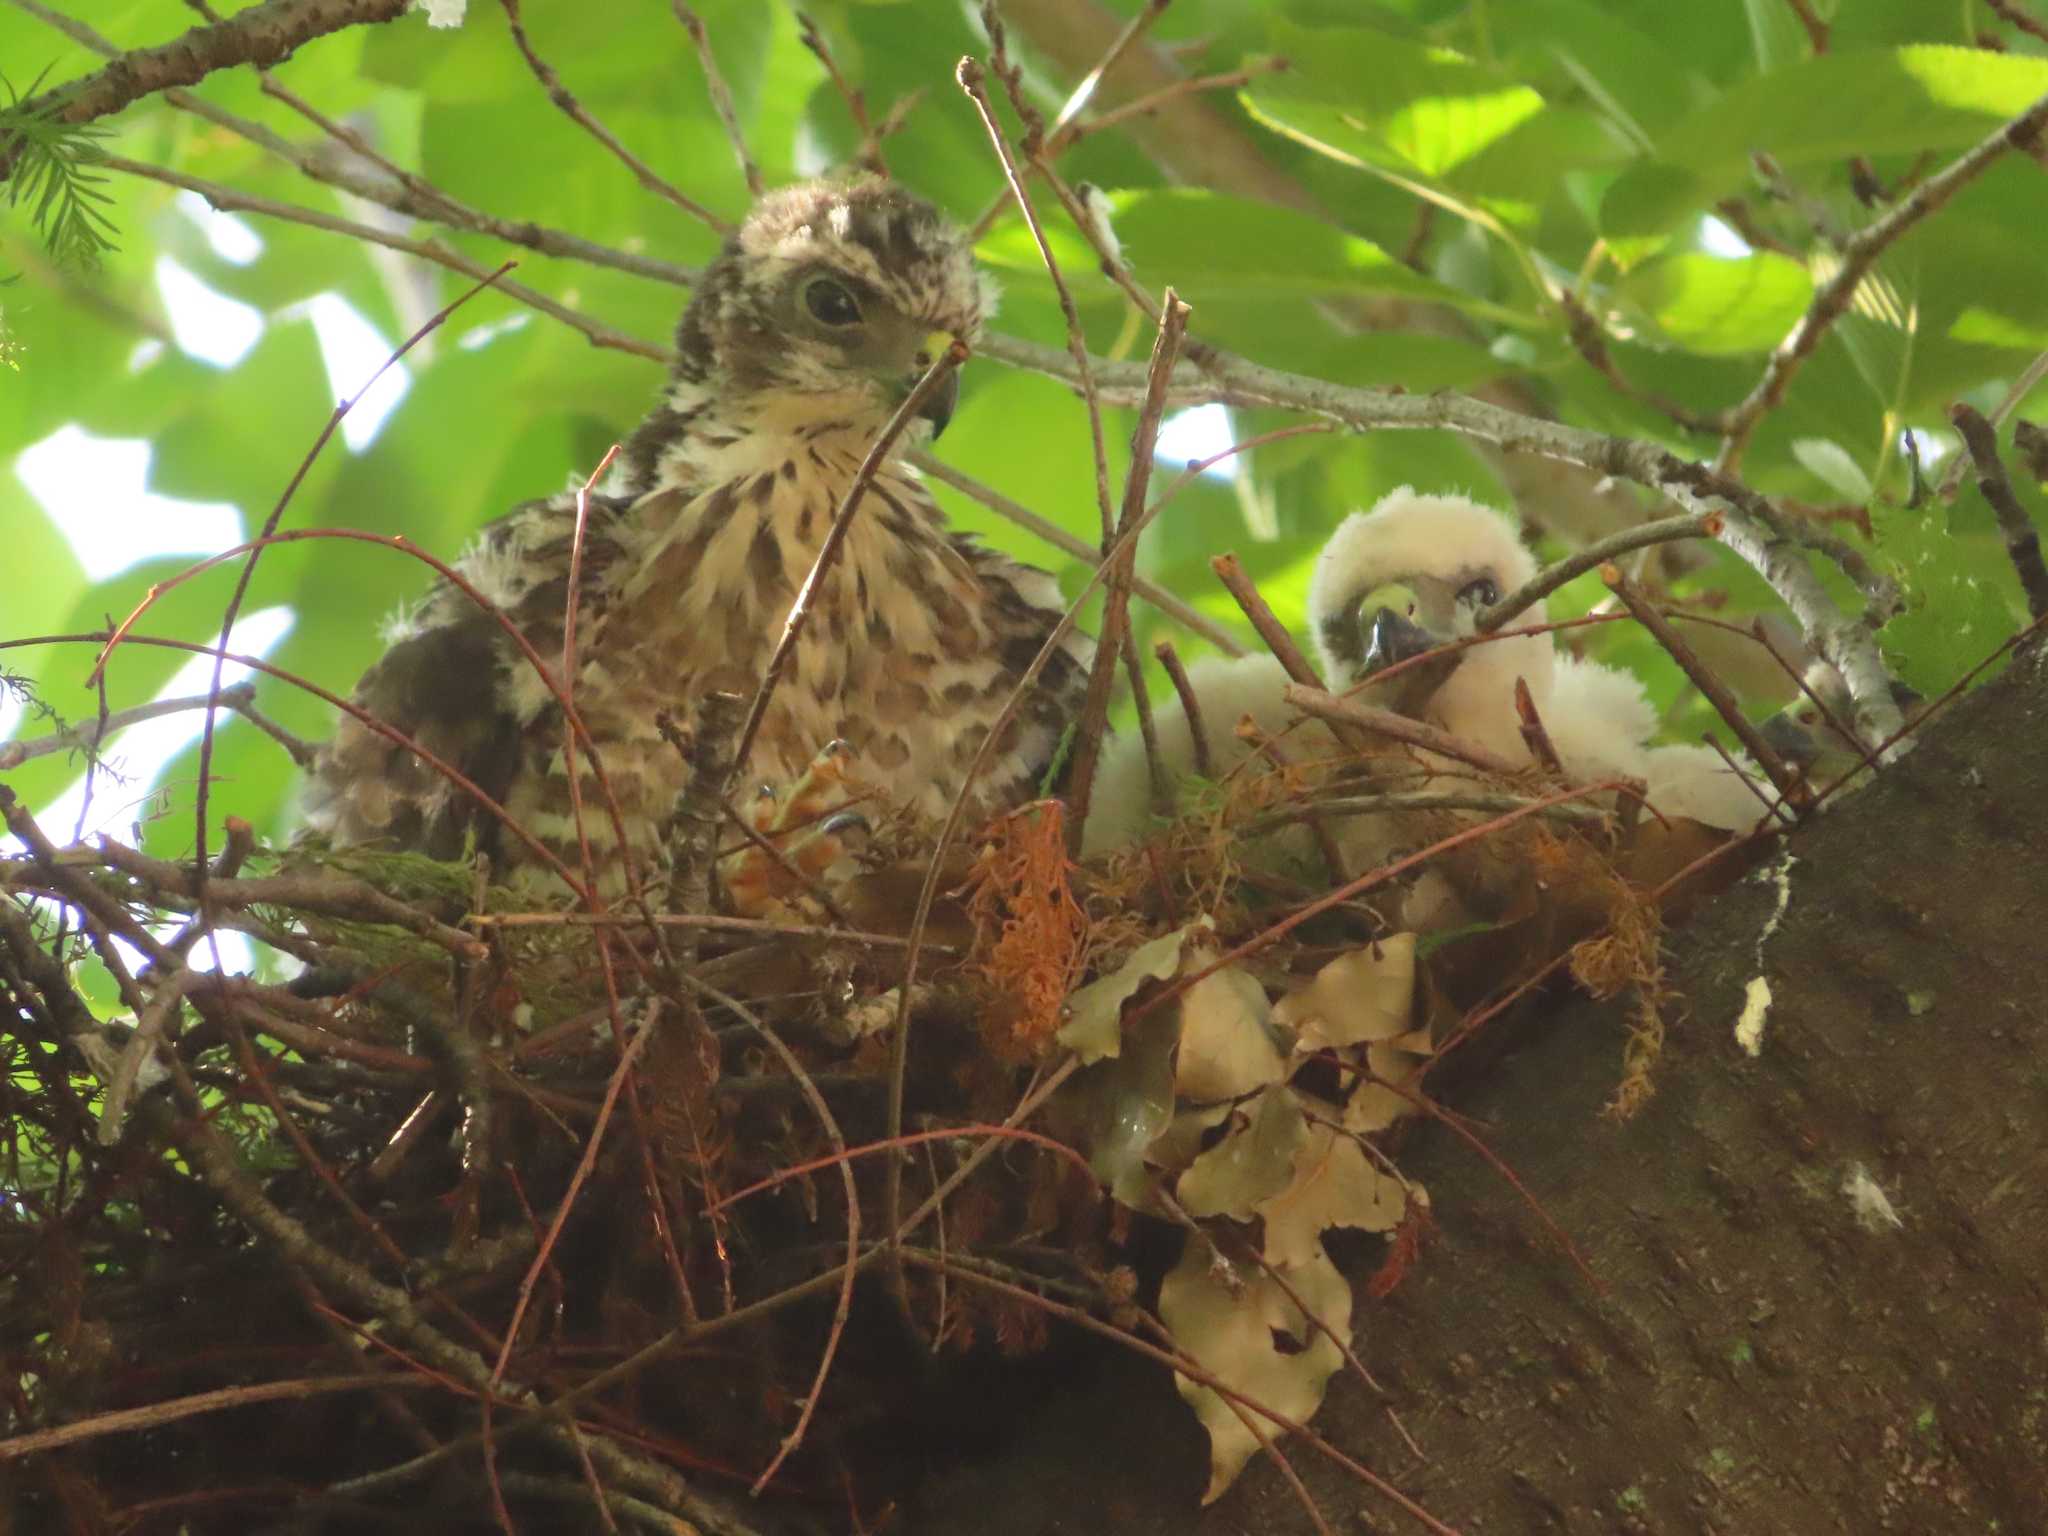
[1283,685,1526,779]
[1600,568,1806,806]
[0,1374,433,1460]
[729,341,968,780]
[1717,90,2048,469]
[909,451,1244,653]
[958,55,1116,547]
[1065,292,1191,854]
[670,1,762,196]
[102,157,672,359]
[1949,402,2048,621]
[497,0,729,232]
[1985,0,2048,45]
[1153,640,1211,781]
[1479,510,1722,632]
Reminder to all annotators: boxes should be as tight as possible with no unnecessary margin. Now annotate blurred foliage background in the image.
[5,0,2047,866]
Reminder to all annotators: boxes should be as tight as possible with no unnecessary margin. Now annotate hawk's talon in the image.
[720,744,871,918]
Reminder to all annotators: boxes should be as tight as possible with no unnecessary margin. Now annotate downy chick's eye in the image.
[804,278,863,328]
[1458,576,1501,607]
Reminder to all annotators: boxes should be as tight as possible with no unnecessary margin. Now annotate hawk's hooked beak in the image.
[912,329,960,439]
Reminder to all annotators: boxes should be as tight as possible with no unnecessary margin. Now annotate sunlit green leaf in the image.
[1615,250,1812,355]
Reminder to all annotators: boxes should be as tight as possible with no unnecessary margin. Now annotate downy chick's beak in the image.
[1356,585,1438,677]
[912,329,960,438]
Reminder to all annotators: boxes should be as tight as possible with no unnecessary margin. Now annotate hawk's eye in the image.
[1457,576,1501,607]
[804,278,863,328]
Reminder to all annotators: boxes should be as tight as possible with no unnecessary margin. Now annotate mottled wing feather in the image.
[303,490,648,863]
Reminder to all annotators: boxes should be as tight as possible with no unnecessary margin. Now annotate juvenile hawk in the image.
[305,179,1092,892]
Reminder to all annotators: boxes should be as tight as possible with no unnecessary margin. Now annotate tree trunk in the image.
[904,644,2048,1535]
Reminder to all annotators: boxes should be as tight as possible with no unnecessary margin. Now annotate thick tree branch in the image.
[980,331,1910,747]
[1950,402,2048,622]
[1,0,408,185]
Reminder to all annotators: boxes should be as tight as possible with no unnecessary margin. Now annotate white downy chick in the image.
[1081,651,1307,856]
[1083,488,1553,864]
[1084,486,1779,868]
[1544,654,1770,833]
[1308,489,1553,765]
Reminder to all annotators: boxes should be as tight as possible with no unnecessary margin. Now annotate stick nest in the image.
[0,732,1700,1535]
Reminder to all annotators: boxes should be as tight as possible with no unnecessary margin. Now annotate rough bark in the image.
[904,642,2048,1535]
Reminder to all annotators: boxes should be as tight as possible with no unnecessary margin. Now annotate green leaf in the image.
[1087,188,1533,323]
[1790,438,1875,502]
[1872,492,2032,695]
[1615,250,1813,354]
[1253,21,1548,179]
[1604,46,2048,237]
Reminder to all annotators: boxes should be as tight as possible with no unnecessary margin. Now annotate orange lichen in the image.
[965,800,1090,1057]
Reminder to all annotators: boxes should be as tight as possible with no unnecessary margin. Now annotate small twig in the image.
[558,446,632,905]
[1060,61,1288,147]
[1600,568,1806,804]
[1937,350,2048,500]
[1209,553,1324,690]
[1780,0,1828,52]
[97,968,201,1146]
[1118,625,1169,816]
[0,682,305,770]
[1283,685,1526,779]
[0,1374,431,1460]
[186,257,509,926]
[1153,640,1212,781]
[470,908,958,953]
[498,0,730,232]
[493,1001,659,1390]
[1718,89,2048,469]
[1985,0,2048,45]
[1044,0,1169,142]
[910,450,1244,653]
[105,157,672,361]
[656,694,741,921]
[958,55,1117,548]
[1064,292,1192,855]
[795,12,886,174]
[1512,677,1564,778]
[1479,512,1725,634]
[681,976,858,1494]
[1241,791,1609,838]
[1556,290,1721,434]
[1701,731,1794,828]
[881,448,1236,1338]
[1949,402,2048,621]
[670,2,762,196]
[728,340,967,781]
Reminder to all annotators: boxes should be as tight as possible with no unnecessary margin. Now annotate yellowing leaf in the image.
[1147,1103,1233,1181]
[1274,936,1417,1052]
[1344,1039,1434,1135]
[1159,1237,1352,1504]
[1256,1118,1410,1268]
[1176,956,1285,1101]
[1177,1085,1308,1221]
[1058,918,1211,1063]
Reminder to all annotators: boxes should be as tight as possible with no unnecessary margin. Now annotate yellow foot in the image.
[720,741,872,918]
